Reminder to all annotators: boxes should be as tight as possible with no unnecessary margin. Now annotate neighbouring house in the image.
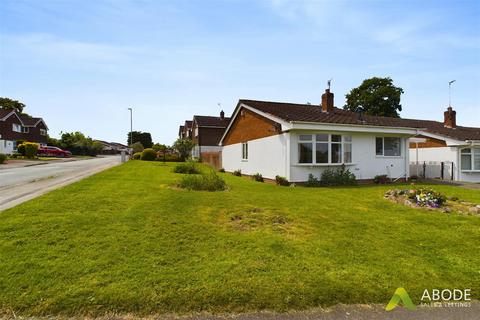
[408,107,480,182]
[178,120,193,140]
[191,111,230,160]
[0,108,48,154]
[220,88,428,183]
[94,140,130,154]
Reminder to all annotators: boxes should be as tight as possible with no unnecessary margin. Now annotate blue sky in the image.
[1,0,479,145]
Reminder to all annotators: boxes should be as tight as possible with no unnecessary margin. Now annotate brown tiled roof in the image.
[18,114,43,126]
[0,108,15,119]
[194,115,230,128]
[240,99,480,141]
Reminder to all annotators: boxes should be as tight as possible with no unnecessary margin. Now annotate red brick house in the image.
[0,108,48,154]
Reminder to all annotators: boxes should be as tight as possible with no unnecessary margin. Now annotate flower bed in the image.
[385,188,480,216]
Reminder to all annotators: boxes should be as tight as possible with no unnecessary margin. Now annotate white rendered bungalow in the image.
[219,89,425,183]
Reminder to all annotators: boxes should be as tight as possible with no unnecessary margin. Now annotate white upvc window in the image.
[12,123,22,133]
[40,129,47,136]
[22,126,29,133]
[242,142,248,160]
[460,147,480,171]
[298,134,352,164]
[376,137,402,157]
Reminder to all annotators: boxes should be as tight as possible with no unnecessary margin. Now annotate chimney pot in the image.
[321,89,334,113]
[444,106,456,128]
[220,110,225,120]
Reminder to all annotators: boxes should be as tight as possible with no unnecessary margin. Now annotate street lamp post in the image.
[128,107,133,148]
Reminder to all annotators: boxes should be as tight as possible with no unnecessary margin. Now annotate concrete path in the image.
[2,302,478,319]
[0,155,121,211]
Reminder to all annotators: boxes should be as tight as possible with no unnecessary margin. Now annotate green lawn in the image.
[1,161,479,316]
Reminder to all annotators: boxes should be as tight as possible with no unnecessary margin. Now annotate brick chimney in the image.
[444,106,456,128]
[321,89,334,113]
[220,110,225,120]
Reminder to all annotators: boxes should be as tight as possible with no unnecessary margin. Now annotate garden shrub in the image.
[321,165,357,186]
[233,169,242,176]
[132,152,142,160]
[173,161,199,174]
[251,173,264,182]
[219,168,225,173]
[374,174,389,184]
[17,144,26,156]
[179,170,227,191]
[130,142,144,154]
[275,175,290,186]
[305,174,322,187]
[0,154,6,164]
[20,142,39,159]
[306,166,357,187]
[140,148,156,161]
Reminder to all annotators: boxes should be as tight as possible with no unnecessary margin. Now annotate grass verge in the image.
[0,161,479,316]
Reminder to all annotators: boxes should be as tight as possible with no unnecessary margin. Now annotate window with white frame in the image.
[460,147,480,171]
[376,137,401,156]
[298,134,352,164]
[242,142,248,160]
[40,129,47,136]
[22,126,29,133]
[12,123,22,133]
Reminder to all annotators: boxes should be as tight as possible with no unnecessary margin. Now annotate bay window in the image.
[298,134,352,164]
[461,148,480,171]
[376,137,401,156]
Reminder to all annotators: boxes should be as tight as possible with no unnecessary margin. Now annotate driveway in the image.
[0,155,121,211]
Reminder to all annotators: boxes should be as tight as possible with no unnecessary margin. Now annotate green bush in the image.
[141,148,156,161]
[130,142,144,154]
[17,144,26,156]
[179,170,227,191]
[275,175,290,186]
[305,174,322,187]
[0,154,6,164]
[306,166,357,187]
[132,152,142,160]
[157,153,181,162]
[374,174,389,184]
[321,165,357,186]
[219,168,225,173]
[20,142,39,159]
[233,169,242,176]
[251,173,264,182]
[173,161,199,174]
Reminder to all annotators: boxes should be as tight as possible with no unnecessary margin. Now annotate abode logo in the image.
[386,287,472,311]
[386,287,416,311]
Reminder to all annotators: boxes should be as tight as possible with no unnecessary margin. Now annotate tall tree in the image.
[127,131,153,148]
[344,77,404,118]
[0,97,26,113]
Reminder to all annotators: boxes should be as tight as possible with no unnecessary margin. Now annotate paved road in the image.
[0,156,121,211]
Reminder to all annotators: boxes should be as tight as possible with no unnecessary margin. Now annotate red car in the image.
[38,146,72,157]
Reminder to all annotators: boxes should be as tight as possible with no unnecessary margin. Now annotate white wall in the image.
[222,133,288,180]
[408,146,480,182]
[0,140,14,155]
[290,132,410,182]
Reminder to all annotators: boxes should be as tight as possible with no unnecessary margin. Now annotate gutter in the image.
[290,120,426,133]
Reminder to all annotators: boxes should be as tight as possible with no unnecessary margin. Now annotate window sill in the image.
[294,163,356,167]
[241,159,248,162]
[375,155,403,159]
[461,170,480,173]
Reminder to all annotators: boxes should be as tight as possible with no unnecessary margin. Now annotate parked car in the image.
[38,146,72,157]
